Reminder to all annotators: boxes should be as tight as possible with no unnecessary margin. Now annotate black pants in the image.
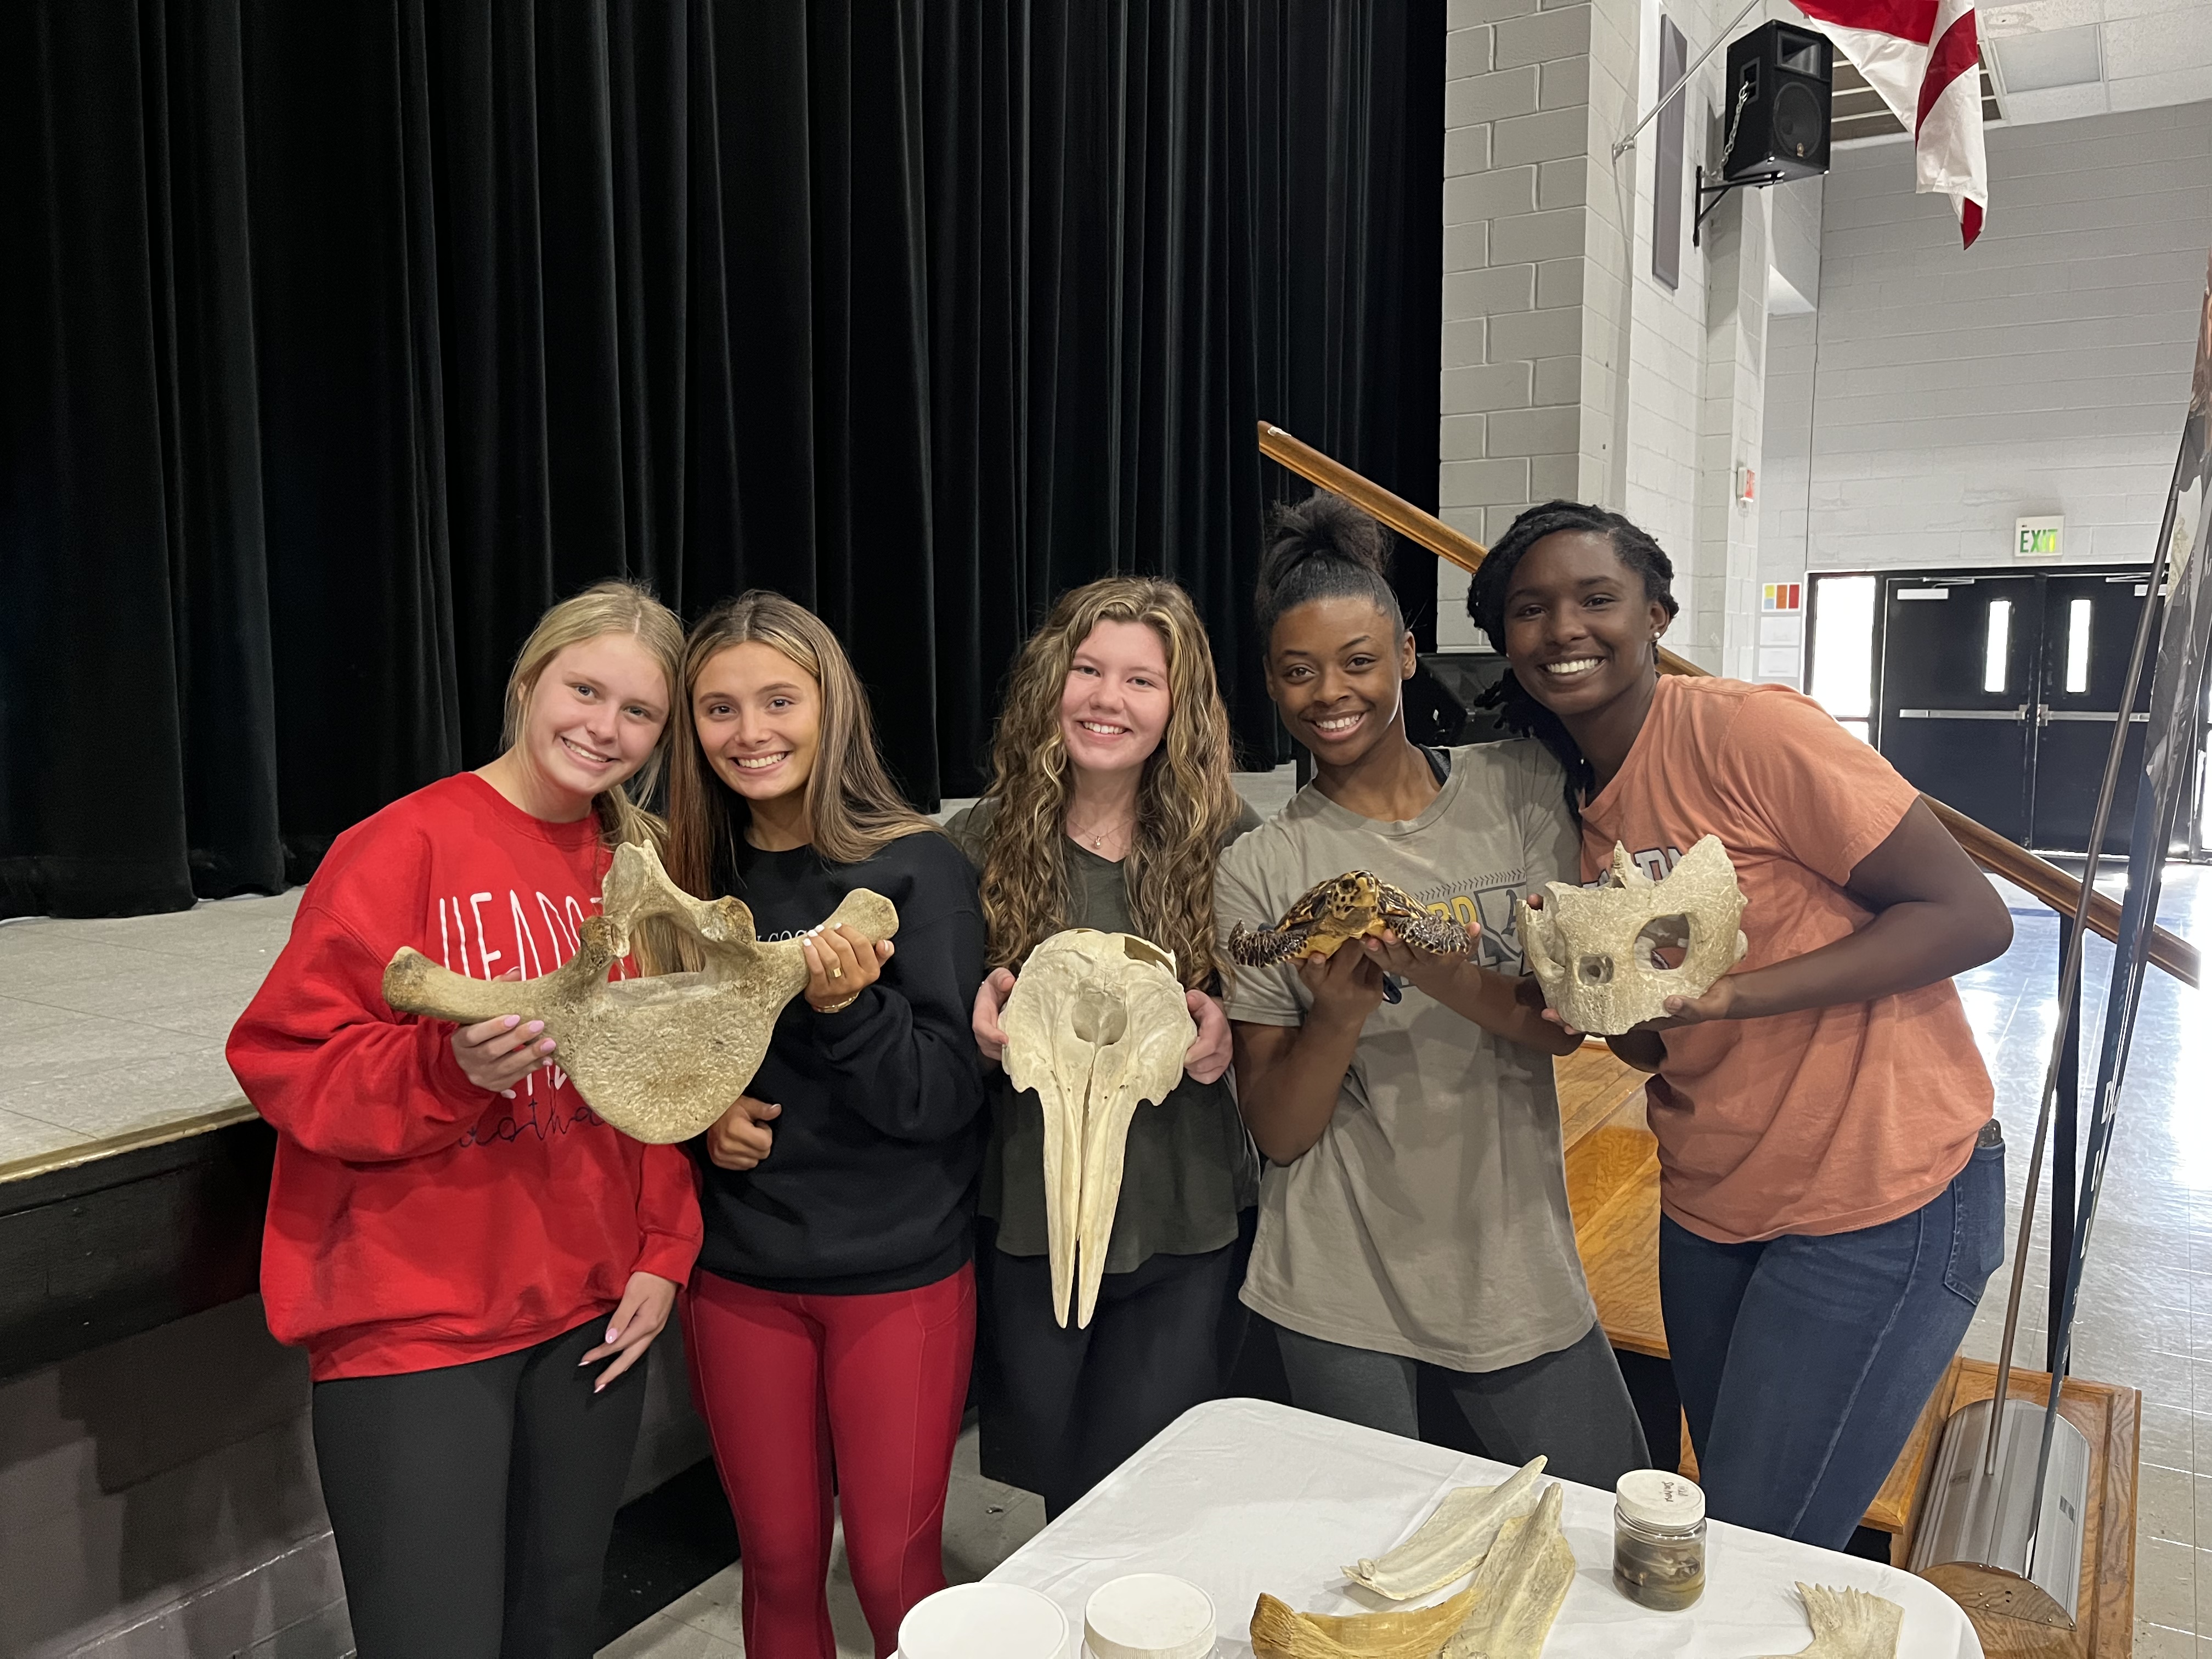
[312,1317,646,1659]
[979,1240,1239,1519]
[1272,1318,1651,1490]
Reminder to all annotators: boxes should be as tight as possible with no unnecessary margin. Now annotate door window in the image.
[1808,573,1876,743]
[1983,600,2013,695]
[2064,598,2091,695]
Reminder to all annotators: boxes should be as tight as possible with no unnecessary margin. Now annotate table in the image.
[988,1399,1982,1659]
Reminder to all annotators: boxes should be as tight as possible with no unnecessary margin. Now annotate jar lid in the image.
[1084,1573,1216,1659]
[897,1583,1069,1659]
[1616,1469,1706,1530]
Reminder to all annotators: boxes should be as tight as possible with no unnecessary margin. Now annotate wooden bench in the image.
[1550,1044,2138,1655]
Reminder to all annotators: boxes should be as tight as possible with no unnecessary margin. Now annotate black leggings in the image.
[312,1317,646,1659]
[979,1241,1240,1519]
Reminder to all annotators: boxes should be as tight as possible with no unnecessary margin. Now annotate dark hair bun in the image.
[1255,492,1402,641]
[1263,492,1387,582]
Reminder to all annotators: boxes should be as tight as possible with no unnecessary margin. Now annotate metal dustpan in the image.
[1911,1396,2089,1626]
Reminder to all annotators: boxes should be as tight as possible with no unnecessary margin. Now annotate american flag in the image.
[1795,0,1990,247]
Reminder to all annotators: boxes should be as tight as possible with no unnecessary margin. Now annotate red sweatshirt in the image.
[228,773,702,1380]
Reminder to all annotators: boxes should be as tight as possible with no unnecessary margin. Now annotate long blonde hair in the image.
[977,578,1244,990]
[500,580,684,852]
[664,590,937,895]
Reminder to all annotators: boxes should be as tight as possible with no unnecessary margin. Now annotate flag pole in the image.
[1610,0,1764,159]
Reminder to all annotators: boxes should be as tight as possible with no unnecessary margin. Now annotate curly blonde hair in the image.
[976,578,1244,990]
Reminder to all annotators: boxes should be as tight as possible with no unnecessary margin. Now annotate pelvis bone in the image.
[382,840,897,1144]
[1000,929,1194,1329]
[1517,835,1748,1035]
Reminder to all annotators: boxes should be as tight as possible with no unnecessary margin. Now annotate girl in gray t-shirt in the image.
[1215,493,1647,1489]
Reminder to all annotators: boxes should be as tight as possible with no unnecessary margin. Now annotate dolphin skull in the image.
[382,840,898,1144]
[1517,836,1747,1035]
[1000,929,1194,1328]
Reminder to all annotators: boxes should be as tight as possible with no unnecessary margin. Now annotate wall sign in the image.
[2017,516,2063,559]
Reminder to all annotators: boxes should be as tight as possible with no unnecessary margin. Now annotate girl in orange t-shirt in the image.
[1466,500,2015,1549]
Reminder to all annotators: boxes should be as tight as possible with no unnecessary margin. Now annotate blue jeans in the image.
[1659,1137,2006,1548]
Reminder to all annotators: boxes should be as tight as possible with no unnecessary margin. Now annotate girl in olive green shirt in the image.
[951,575,1255,1518]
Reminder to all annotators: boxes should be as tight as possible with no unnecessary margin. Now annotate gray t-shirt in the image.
[1214,740,1595,1372]
[945,799,1262,1274]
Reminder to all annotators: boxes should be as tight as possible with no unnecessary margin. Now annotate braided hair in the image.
[1255,492,1404,646]
[1465,500,1679,815]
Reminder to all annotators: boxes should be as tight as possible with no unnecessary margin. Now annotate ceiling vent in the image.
[1830,59,2002,145]
[1989,24,2105,93]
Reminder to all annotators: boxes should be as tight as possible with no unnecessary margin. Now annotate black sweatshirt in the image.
[696,828,988,1294]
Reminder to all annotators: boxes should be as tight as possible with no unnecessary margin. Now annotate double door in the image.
[1875,568,2154,853]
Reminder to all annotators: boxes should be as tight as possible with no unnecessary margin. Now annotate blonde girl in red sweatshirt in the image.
[228,581,704,1659]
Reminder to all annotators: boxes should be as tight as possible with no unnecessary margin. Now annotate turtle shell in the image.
[1227,870,1471,966]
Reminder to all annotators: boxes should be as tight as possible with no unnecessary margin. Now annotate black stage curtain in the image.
[1,1,1441,918]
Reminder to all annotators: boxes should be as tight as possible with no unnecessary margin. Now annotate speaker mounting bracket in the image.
[1693,164,1787,247]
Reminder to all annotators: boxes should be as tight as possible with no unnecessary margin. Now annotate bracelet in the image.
[812,990,862,1015]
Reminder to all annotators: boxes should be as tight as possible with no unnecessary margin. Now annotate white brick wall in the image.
[1441,0,1832,671]
[1759,101,2212,582]
[1758,311,1817,585]
[1438,0,1607,648]
[1769,174,1821,312]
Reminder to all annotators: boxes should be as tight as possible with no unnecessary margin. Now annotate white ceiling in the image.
[1982,0,2212,125]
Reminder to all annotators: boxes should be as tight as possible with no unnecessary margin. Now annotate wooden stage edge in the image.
[0,1096,257,1188]
[1553,1042,2141,1655]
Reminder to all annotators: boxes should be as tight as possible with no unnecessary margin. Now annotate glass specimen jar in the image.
[1613,1469,1706,1611]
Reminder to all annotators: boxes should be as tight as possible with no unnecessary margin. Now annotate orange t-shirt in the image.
[1579,675,1993,1244]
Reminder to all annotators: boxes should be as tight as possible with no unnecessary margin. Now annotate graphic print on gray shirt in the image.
[1215,739,1597,1372]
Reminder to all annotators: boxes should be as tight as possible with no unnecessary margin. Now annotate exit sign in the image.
[2017,516,2063,558]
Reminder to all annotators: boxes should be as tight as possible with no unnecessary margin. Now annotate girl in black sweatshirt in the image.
[664,591,986,1659]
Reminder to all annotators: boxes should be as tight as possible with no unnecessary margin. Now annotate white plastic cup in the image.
[896,1582,1071,1659]
[1084,1572,1217,1659]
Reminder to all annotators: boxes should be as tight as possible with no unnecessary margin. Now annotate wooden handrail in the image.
[1258,420,2201,988]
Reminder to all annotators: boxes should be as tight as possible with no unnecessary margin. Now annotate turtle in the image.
[1227,870,1474,968]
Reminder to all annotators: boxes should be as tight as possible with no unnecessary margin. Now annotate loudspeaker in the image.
[1720,21,1831,183]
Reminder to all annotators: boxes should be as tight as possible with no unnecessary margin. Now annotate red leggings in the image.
[682,1264,975,1659]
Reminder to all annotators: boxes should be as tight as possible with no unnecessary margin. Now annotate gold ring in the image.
[829,966,843,979]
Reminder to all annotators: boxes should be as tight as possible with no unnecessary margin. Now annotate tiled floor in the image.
[595,1423,1046,1659]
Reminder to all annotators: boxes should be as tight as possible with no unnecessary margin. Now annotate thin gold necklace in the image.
[1064,810,1132,853]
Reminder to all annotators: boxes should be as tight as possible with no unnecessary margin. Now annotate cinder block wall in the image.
[1438,0,1620,648]
[1760,100,2212,586]
[1437,0,1790,674]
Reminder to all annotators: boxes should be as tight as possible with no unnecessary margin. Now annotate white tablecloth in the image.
[987,1399,1980,1659]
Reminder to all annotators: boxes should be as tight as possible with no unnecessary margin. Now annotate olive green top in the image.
[943,797,1262,1273]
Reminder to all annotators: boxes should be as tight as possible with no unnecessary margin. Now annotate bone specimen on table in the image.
[1345,1457,1548,1600]
[1248,1583,1479,1659]
[1757,1584,1904,1659]
[1517,834,1748,1035]
[1000,929,1196,1328]
[1437,1482,1575,1659]
[382,839,896,1144]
